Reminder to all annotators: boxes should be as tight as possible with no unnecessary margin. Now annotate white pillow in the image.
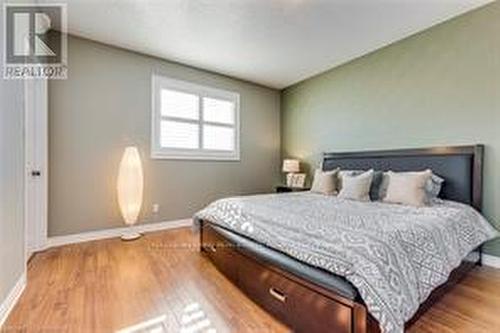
[384,170,432,207]
[310,168,339,195]
[337,170,363,190]
[378,171,444,201]
[338,170,374,201]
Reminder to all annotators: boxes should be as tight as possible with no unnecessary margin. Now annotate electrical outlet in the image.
[152,204,160,214]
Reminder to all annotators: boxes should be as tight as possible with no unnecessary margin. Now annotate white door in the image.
[25,79,48,256]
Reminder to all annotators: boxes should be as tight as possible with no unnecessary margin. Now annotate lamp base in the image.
[120,231,142,241]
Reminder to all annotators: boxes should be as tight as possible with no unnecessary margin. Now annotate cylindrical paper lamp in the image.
[117,146,144,240]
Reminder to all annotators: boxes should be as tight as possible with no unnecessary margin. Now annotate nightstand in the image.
[275,186,310,193]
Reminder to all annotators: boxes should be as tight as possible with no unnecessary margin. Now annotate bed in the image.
[195,145,498,333]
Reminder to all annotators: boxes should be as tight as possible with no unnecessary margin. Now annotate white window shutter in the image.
[152,75,240,160]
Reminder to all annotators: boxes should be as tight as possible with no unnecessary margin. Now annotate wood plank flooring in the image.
[3,227,500,333]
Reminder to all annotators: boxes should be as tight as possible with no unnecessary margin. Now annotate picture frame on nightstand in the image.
[290,173,306,188]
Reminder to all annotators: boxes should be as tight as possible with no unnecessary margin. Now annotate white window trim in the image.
[151,73,240,161]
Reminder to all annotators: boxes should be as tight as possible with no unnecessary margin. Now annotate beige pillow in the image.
[310,168,339,195]
[338,170,374,201]
[384,170,432,207]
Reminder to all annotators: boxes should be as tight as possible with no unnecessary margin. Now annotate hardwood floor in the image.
[3,227,500,333]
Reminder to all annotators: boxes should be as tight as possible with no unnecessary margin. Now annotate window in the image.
[151,74,240,160]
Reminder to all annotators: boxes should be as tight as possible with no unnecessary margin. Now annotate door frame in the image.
[24,78,48,260]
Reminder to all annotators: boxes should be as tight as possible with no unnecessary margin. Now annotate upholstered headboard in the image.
[322,145,484,211]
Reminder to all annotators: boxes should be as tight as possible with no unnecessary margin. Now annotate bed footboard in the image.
[199,220,481,333]
[200,220,380,333]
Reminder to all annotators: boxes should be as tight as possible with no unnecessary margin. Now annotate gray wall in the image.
[0,4,25,309]
[282,3,500,255]
[48,36,281,236]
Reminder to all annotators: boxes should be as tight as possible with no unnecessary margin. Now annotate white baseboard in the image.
[0,271,26,329]
[482,254,500,268]
[46,218,192,249]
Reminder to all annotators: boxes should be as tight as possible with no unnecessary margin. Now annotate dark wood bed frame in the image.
[199,145,484,333]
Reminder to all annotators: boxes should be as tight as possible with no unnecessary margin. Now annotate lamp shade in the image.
[117,146,144,226]
[282,159,300,173]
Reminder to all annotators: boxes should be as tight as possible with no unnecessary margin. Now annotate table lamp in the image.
[282,159,300,187]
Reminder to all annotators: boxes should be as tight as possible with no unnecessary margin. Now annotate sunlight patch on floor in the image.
[180,302,216,333]
[115,302,216,333]
[116,314,168,333]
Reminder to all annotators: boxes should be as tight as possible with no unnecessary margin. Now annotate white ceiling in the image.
[39,0,492,89]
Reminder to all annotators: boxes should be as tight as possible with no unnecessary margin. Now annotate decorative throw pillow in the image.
[338,170,384,201]
[378,171,444,201]
[310,168,339,195]
[337,170,361,191]
[338,170,374,201]
[383,170,432,207]
[368,170,384,201]
[378,173,391,200]
[426,174,445,199]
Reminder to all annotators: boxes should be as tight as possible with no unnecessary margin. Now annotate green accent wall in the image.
[281,3,500,255]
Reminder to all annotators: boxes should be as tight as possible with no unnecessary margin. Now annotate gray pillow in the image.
[369,171,384,201]
[427,174,445,199]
